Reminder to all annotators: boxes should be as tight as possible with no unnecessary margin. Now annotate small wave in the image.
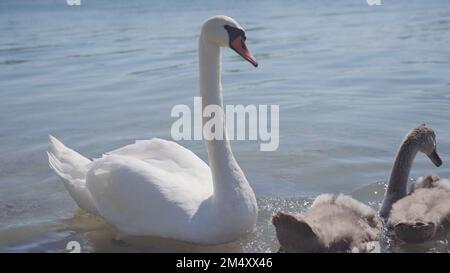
[0,60,28,65]
[129,63,188,76]
[0,44,60,53]
[67,48,145,59]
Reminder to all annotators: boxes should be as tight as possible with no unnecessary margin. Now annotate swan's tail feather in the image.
[47,135,99,215]
[48,135,91,177]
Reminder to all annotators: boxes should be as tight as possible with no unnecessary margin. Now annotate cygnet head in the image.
[200,15,258,67]
[417,173,441,188]
[405,124,442,167]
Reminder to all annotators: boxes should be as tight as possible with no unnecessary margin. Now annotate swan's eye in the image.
[224,25,246,42]
[241,39,247,50]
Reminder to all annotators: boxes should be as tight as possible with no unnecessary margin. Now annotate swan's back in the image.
[389,176,450,243]
[272,194,382,253]
[106,138,211,180]
[84,139,215,239]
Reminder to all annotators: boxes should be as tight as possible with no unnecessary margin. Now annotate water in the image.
[1,0,450,252]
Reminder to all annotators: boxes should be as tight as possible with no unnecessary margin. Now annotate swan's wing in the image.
[311,194,381,228]
[389,187,450,243]
[298,204,381,252]
[82,138,214,234]
[85,154,213,235]
[391,186,450,226]
[105,138,210,185]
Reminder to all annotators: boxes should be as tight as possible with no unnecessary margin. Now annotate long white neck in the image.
[198,34,251,202]
[379,139,419,218]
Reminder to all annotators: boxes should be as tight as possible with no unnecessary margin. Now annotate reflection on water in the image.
[1,0,450,252]
[1,186,449,253]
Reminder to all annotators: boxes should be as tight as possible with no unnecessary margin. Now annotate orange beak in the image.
[230,36,258,67]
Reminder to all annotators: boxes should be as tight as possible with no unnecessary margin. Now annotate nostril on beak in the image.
[415,222,425,227]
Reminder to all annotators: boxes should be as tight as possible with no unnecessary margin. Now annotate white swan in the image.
[47,15,259,245]
[272,194,382,252]
[379,124,448,243]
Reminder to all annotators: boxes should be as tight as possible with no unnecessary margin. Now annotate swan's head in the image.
[416,173,440,189]
[406,124,442,167]
[201,15,258,67]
